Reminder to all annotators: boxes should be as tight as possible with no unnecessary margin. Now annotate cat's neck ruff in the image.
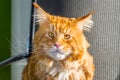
[38,57,86,80]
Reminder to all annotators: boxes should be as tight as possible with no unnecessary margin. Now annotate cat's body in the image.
[22,3,94,80]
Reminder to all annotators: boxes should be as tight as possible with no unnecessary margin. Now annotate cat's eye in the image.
[48,32,55,38]
[64,34,71,40]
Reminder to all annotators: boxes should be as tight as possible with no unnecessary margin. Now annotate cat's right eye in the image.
[64,34,71,40]
[48,31,55,38]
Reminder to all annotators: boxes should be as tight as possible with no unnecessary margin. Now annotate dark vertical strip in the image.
[0,0,11,79]
[27,0,37,57]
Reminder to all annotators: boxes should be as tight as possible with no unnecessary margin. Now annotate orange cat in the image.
[22,3,95,80]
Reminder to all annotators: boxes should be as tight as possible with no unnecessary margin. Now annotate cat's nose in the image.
[54,43,60,48]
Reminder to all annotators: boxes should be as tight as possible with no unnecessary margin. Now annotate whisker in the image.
[6,38,19,54]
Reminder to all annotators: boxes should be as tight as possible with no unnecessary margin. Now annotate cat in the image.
[22,2,95,80]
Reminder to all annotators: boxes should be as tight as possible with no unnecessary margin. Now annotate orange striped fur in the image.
[22,3,95,80]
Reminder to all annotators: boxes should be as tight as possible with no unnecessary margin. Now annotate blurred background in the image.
[0,0,120,80]
[0,0,11,80]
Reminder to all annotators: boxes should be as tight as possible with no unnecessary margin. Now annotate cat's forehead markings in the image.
[49,16,69,23]
[48,16,77,34]
[50,22,68,33]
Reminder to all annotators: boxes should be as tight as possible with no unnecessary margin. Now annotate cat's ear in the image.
[33,2,50,22]
[77,12,94,31]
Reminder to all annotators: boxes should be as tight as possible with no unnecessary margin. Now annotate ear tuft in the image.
[77,12,94,32]
[33,2,50,23]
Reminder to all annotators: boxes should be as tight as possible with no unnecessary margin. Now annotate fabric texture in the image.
[38,0,120,80]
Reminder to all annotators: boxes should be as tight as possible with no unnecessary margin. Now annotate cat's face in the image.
[33,3,93,60]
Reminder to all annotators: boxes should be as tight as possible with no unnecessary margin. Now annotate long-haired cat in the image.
[22,2,95,80]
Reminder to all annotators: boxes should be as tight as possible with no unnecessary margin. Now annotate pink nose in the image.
[54,43,60,48]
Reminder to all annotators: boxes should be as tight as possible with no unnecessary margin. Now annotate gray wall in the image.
[11,0,32,80]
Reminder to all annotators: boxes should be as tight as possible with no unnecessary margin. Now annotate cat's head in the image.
[33,3,94,60]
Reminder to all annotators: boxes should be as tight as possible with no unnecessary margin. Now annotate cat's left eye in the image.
[48,32,55,38]
[64,34,71,40]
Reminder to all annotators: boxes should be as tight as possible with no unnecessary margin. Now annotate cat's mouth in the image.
[55,49,64,54]
[47,47,71,60]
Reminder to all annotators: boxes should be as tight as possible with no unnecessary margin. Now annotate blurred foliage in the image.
[0,0,11,80]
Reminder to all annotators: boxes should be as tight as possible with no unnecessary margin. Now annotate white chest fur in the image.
[45,61,86,80]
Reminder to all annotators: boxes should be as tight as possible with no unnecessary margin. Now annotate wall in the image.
[11,0,32,80]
